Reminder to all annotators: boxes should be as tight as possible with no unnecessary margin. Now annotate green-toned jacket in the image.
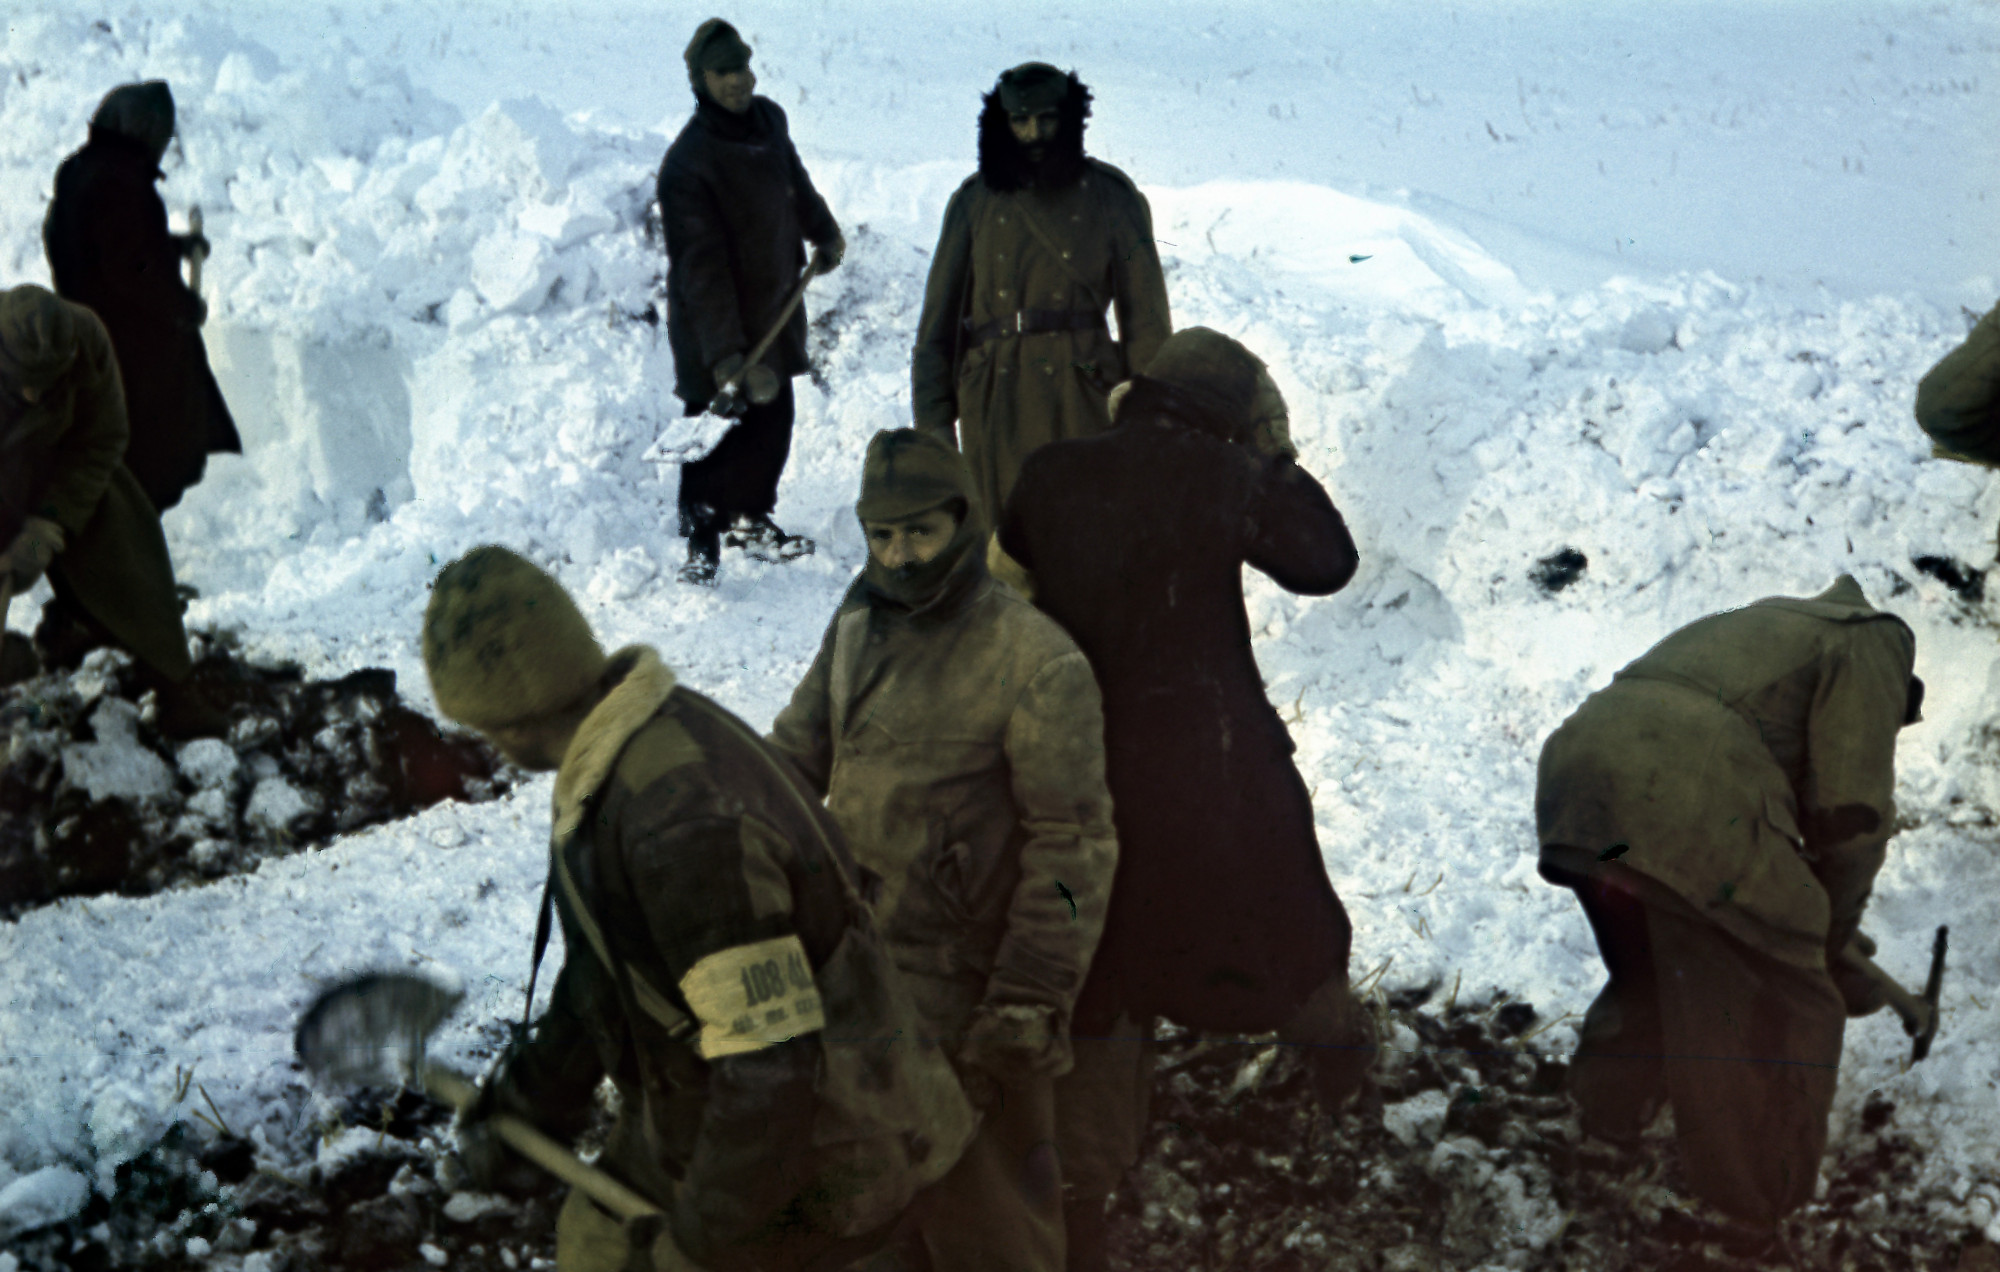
[1536,577,1914,969]
[768,565,1118,1044]
[505,648,973,1269]
[1915,301,2000,465]
[910,160,1171,523]
[0,300,187,679]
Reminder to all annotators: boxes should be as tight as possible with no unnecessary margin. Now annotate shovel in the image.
[294,971,661,1220]
[643,256,826,466]
[1837,926,1948,1063]
[186,205,209,304]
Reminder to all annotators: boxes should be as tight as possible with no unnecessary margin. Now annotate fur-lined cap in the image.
[977,67,1091,192]
[422,546,606,731]
[997,62,1068,113]
[90,81,176,163]
[0,285,81,392]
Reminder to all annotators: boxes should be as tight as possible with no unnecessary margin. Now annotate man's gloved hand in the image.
[742,362,780,406]
[176,231,211,262]
[811,228,846,275]
[709,354,748,417]
[1831,931,1890,1018]
[454,1065,547,1196]
[958,1002,1071,1090]
[3,517,66,590]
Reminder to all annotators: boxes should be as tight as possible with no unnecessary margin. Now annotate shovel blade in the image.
[295,971,464,1091]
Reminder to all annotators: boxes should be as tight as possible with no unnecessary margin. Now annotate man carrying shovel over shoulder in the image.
[1534,574,1929,1255]
[659,18,845,586]
[421,548,973,1271]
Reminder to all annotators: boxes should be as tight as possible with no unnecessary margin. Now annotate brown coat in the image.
[1,301,188,680]
[910,81,1170,524]
[1915,301,2000,465]
[768,554,1118,1042]
[1536,577,1914,968]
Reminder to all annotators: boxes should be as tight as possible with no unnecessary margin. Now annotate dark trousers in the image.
[677,379,795,533]
[1568,878,1846,1226]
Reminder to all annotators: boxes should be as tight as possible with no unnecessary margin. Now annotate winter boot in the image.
[678,525,721,587]
[725,515,814,563]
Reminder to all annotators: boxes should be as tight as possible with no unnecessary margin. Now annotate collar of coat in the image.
[977,71,1092,193]
[694,94,777,144]
[552,645,678,843]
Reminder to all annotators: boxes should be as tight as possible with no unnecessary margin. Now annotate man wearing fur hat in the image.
[1535,576,1921,1246]
[45,80,241,516]
[769,430,1117,1271]
[659,19,846,585]
[424,546,974,1272]
[911,62,1172,530]
[998,329,1370,1267]
[0,284,225,734]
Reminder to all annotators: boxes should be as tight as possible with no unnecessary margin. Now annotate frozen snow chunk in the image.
[0,1165,89,1238]
[421,1242,450,1266]
[1784,364,1823,399]
[177,738,241,789]
[520,197,618,251]
[471,230,560,314]
[443,1191,510,1222]
[62,700,174,803]
[471,98,584,200]
[185,787,235,828]
[69,647,132,705]
[1615,307,1679,354]
[586,548,659,606]
[1382,1088,1451,1147]
[246,777,319,836]
[88,1081,169,1189]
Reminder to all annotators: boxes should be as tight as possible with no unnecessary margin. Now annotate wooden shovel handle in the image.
[423,1065,663,1220]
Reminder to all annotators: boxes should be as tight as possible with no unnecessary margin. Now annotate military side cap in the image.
[997,62,1069,114]
[856,429,971,523]
[0,285,80,392]
[685,18,752,76]
[1141,326,1266,431]
[422,546,606,731]
[91,81,176,161]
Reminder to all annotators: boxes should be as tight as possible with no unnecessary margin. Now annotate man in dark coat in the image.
[658,19,845,586]
[911,62,1172,532]
[44,80,241,515]
[1536,575,1920,1241]
[997,329,1372,1268]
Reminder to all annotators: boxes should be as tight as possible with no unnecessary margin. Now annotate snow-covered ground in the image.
[4,0,1999,1243]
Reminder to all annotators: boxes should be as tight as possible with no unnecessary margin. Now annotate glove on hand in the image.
[454,1062,547,1197]
[3,517,66,590]
[811,228,846,275]
[958,1002,1070,1089]
[709,354,748,417]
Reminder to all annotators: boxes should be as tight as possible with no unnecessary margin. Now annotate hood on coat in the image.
[89,81,176,166]
[977,69,1092,193]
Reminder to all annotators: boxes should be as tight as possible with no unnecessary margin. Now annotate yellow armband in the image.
[678,934,826,1060]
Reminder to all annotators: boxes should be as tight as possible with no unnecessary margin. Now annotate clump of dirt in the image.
[0,633,511,919]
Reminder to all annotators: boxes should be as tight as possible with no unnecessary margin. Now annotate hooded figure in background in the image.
[769,430,1117,1272]
[0,285,223,736]
[44,80,241,516]
[911,62,1171,532]
[1535,575,1920,1241]
[657,18,846,585]
[997,329,1370,1269]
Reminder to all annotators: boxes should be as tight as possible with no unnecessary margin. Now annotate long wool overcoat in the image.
[1536,577,1915,969]
[44,130,240,514]
[656,96,839,411]
[1,299,190,680]
[999,421,1361,1033]
[911,75,1172,524]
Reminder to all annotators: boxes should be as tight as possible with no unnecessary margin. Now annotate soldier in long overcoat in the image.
[424,548,974,1272]
[1,284,223,736]
[658,19,844,584]
[1535,575,1920,1235]
[44,80,241,515]
[911,62,1171,529]
[997,329,1372,1267]
[769,430,1118,1272]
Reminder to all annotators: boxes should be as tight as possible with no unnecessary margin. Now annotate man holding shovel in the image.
[418,547,973,1271]
[659,19,845,586]
[1535,574,1926,1249]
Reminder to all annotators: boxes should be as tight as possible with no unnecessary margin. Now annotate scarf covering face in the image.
[853,428,988,612]
[861,506,986,612]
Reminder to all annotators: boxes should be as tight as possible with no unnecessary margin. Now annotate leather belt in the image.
[964,308,1107,347]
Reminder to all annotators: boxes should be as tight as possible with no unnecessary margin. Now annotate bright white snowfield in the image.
[3,0,1999,1243]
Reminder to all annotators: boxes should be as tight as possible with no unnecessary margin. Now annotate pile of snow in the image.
[3,5,1998,1243]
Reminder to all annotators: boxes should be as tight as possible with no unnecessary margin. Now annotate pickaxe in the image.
[294,971,660,1220]
[1837,925,1948,1063]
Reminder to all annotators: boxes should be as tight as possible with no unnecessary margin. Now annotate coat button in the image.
[998,215,1007,224]
[1061,250,1072,260]
[998,288,1010,298]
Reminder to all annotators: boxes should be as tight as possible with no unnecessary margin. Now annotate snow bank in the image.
[3,6,1997,1238]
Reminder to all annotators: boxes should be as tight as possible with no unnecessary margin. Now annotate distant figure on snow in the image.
[911,61,1172,537]
[998,329,1371,1270]
[1535,575,1922,1247]
[44,80,241,516]
[658,18,845,586]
